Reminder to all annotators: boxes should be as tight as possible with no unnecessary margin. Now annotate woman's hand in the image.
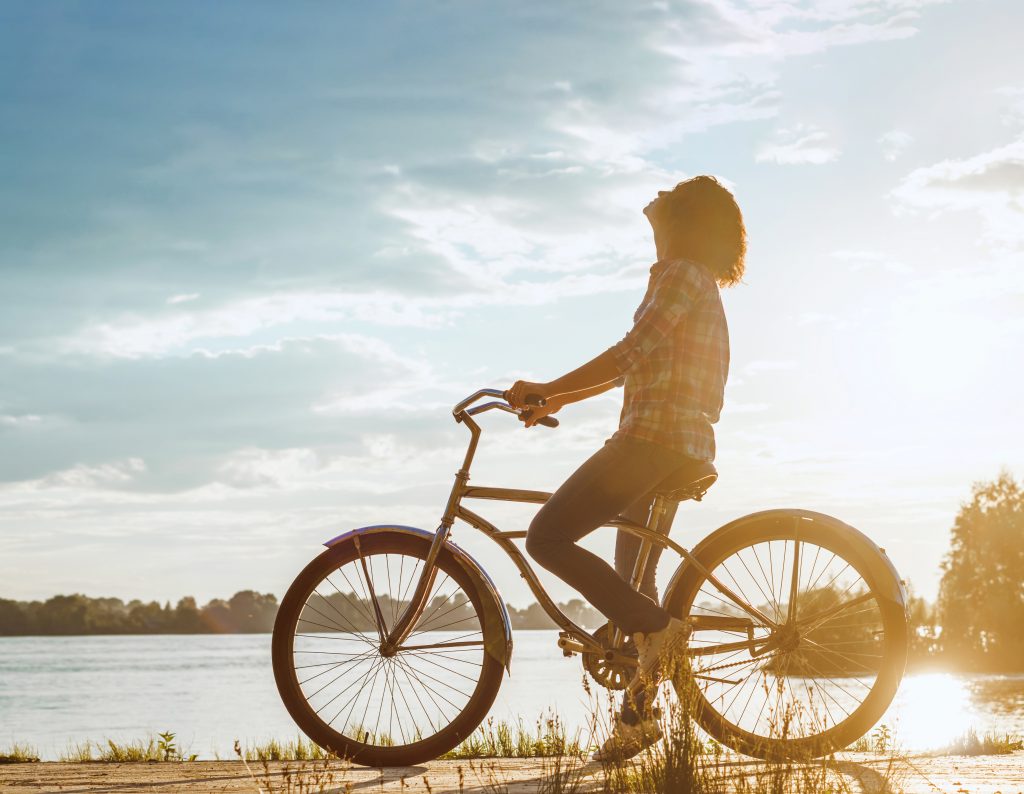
[506,380,550,410]
[520,394,564,428]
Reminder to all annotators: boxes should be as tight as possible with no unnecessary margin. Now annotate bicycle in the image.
[272,388,909,766]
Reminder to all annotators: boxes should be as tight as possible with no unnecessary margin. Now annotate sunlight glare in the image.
[887,673,976,751]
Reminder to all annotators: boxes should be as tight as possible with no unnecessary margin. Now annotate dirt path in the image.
[1,753,1022,793]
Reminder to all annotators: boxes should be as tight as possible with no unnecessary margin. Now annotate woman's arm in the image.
[509,373,621,428]
[546,348,621,398]
[555,378,620,406]
[508,348,621,409]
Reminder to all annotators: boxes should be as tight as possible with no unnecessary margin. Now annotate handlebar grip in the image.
[519,409,559,429]
[501,389,547,408]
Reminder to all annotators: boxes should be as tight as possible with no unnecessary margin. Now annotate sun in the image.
[885,673,976,751]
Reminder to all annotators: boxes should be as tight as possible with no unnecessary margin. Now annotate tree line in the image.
[0,591,280,635]
[0,589,603,636]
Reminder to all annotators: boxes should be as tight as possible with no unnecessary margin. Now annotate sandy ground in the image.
[1,753,1022,793]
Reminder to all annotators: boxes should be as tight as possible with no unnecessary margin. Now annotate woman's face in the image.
[643,190,669,218]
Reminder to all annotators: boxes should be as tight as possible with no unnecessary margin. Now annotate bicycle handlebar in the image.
[452,388,559,429]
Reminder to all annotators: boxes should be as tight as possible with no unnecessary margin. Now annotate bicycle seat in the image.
[654,460,718,502]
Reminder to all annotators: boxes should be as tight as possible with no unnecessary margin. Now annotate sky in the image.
[1,0,1021,608]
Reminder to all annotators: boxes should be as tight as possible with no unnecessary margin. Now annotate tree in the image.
[172,597,204,633]
[0,599,30,635]
[938,471,1024,670]
[227,590,278,632]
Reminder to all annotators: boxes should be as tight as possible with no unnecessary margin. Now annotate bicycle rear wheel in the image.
[272,531,506,766]
[663,510,908,760]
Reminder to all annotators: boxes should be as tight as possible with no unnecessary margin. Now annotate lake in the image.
[1,632,1022,759]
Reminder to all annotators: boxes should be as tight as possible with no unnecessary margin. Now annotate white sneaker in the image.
[592,711,663,762]
[628,617,691,698]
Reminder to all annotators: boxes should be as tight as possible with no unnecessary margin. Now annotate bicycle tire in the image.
[272,531,506,766]
[663,510,908,761]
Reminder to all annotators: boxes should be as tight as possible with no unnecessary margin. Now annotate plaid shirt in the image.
[607,258,729,461]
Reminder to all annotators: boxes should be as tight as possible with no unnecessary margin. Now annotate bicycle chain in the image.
[693,650,781,676]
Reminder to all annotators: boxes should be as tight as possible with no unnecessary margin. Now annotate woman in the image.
[507,175,746,760]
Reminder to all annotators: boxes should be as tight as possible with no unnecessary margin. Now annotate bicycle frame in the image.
[378,389,778,661]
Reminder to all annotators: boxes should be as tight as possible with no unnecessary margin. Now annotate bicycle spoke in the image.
[398,655,468,713]
[298,647,379,686]
[804,550,839,596]
[798,592,875,632]
[414,572,453,618]
[317,654,386,719]
[322,575,379,638]
[408,651,482,684]
[308,589,377,644]
[394,655,440,734]
[394,655,456,728]
[398,639,486,651]
[403,649,484,668]
[735,550,780,619]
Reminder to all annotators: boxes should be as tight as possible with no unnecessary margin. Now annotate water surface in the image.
[1,632,1020,758]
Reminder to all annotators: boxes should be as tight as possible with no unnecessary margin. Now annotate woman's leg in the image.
[524,437,686,636]
[614,495,661,602]
[615,456,705,604]
[614,495,675,725]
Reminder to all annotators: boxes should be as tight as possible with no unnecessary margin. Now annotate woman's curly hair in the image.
[652,175,746,287]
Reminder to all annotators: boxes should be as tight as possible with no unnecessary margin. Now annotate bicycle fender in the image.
[324,525,514,673]
[662,509,908,612]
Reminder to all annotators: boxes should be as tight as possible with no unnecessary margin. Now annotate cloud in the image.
[0,335,446,490]
[878,129,914,161]
[756,124,840,165]
[40,458,147,489]
[891,137,1024,247]
[61,292,457,359]
[995,85,1024,126]
[667,0,942,59]
[0,413,42,428]
[167,293,200,305]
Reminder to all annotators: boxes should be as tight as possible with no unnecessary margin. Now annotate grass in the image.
[234,739,352,794]
[441,714,583,759]
[846,723,895,753]
[936,728,1024,756]
[240,737,331,762]
[0,743,40,764]
[592,661,909,794]
[58,730,196,762]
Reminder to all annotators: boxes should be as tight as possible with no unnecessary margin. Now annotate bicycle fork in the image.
[378,467,468,652]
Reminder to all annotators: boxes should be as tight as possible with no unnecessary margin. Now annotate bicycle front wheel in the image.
[664,510,908,760]
[272,531,506,766]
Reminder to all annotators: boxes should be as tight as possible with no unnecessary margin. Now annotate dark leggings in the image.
[525,435,704,635]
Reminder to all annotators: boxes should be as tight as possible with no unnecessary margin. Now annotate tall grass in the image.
[241,737,331,762]
[58,731,196,762]
[592,661,908,794]
[937,728,1023,756]
[442,714,582,759]
[234,739,352,794]
[0,743,40,764]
